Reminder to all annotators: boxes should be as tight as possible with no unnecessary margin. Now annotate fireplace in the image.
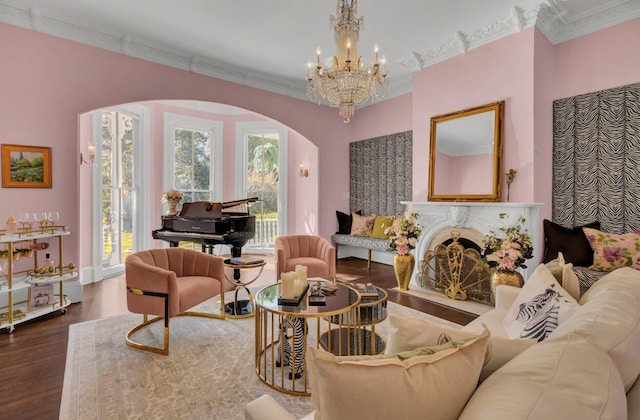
[418,228,494,305]
[403,201,543,298]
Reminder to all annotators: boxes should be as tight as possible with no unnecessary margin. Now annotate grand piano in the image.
[152,197,258,257]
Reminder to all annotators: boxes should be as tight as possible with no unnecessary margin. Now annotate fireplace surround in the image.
[402,201,543,291]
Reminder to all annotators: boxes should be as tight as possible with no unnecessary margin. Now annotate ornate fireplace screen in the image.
[418,231,493,305]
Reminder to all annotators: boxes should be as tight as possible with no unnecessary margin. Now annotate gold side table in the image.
[254,280,360,396]
[320,285,388,356]
[222,259,266,319]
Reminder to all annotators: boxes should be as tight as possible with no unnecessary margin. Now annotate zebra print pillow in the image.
[503,264,579,342]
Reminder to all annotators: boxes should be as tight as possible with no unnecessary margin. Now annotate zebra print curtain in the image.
[349,131,412,217]
[552,82,640,234]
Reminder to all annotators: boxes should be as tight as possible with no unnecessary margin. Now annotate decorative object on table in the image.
[30,284,54,308]
[385,212,422,291]
[1,144,52,189]
[161,189,183,215]
[308,282,327,306]
[278,268,310,305]
[5,216,17,235]
[481,213,533,295]
[505,168,517,202]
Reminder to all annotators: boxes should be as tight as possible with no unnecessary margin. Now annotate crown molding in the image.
[1,1,637,108]
[536,0,640,44]
[399,6,539,72]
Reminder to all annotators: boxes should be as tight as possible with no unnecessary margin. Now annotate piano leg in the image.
[231,245,242,280]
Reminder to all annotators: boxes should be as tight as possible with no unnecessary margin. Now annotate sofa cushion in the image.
[350,213,376,237]
[543,219,600,266]
[583,227,640,272]
[370,215,394,239]
[307,328,489,420]
[459,333,627,420]
[386,314,535,382]
[336,210,362,234]
[545,253,581,300]
[503,264,579,342]
[550,266,640,392]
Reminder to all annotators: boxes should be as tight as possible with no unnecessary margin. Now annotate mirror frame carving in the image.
[428,101,504,202]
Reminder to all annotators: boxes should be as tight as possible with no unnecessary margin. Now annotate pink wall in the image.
[412,28,536,203]
[0,22,348,274]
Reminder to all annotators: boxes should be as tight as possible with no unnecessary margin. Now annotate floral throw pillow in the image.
[582,227,640,272]
[350,213,376,237]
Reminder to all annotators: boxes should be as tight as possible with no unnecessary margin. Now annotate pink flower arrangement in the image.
[481,214,533,271]
[384,213,422,256]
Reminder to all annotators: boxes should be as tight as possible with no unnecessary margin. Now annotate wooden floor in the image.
[0,257,477,419]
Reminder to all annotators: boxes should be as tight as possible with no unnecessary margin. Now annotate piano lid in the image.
[178,197,259,219]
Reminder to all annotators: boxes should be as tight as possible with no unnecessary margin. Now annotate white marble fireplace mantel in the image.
[402,201,544,288]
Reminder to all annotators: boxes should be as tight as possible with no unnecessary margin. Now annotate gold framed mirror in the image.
[428,101,504,202]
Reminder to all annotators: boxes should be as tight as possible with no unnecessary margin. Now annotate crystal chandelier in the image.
[305,0,388,123]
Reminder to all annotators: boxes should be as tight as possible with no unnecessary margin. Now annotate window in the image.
[236,122,288,252]
[164,113,223,204]
[92,105,150,280]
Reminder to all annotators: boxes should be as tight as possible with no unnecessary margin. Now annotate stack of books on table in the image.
[229,256,264,265]
[354,283,379,299]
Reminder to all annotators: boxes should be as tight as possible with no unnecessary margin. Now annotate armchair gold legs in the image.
[125,287,225,355]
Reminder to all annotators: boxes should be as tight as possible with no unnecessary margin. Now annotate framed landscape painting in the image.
[1,144,52,188]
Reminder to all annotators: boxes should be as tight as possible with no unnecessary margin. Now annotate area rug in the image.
[393,287,492,316]
[60,296,460,420]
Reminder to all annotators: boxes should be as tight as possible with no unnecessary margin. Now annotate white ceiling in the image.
[1,0,639,106]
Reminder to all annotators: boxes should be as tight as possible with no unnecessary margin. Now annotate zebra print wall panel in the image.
[552,82,640,234]
[349,131,412,217]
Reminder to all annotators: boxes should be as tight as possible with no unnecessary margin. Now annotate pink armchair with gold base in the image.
[124,247,233,355]
[275,235,336,280]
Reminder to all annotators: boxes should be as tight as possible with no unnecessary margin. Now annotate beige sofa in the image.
[246,267,640,419]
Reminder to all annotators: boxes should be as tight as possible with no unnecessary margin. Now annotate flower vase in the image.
[393,253,415,291]
[490,268,524,296]
[167,200,179,216]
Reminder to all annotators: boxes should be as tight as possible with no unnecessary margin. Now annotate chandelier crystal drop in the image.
[305,0,388,123]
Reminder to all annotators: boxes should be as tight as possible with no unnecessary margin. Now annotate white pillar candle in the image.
[295,265,308,296]
[281,272,296,299]
[295,265,308,283]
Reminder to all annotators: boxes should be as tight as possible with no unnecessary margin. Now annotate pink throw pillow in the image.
[582,227,640,272]
[350,213,376,237]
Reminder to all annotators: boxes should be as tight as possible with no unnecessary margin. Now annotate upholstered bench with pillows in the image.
[331,211,395,269]
[245,264,640,419]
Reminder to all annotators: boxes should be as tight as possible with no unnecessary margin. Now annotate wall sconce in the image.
[299,162,309,177]
[80,141,96,166]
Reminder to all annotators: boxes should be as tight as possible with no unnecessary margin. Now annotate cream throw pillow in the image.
[386,314,535,382]
[307,328,490,420]
[503,264,579,342]
[545,252,581,300]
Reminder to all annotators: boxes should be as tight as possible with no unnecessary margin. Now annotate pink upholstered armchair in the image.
[124,247,234,355]
[275,235,336,281]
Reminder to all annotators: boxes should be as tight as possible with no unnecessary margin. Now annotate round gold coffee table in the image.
[254,280,360,396]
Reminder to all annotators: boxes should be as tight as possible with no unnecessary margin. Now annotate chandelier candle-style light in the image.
[305,0,388,123]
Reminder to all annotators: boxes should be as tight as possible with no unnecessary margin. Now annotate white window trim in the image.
[90,104,150,282]
[163,113,223,203]
[235,121,288,240]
